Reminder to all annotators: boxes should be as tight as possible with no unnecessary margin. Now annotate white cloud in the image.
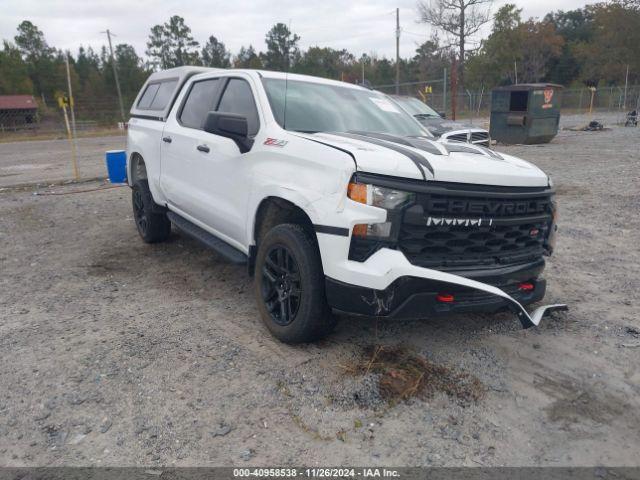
[0,0,598,60]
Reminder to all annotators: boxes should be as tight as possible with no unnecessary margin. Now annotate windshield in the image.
[391,96,440,117]
[261,78,428,137]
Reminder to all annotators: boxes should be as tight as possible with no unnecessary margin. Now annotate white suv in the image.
[126,66,565,343]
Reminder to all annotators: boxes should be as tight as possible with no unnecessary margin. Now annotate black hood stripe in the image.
[350,131,444,157]
[327,132,433,179]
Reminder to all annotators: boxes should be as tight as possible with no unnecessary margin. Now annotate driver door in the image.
[161,75,260,250]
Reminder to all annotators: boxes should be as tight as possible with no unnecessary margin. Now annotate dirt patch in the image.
[343,345,485,405]
[536,374,629,426]
[544,391,624,426]
[554,184,591,197]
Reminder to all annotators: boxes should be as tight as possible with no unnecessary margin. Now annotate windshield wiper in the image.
[291,129,319,134]
[414,113,438,119]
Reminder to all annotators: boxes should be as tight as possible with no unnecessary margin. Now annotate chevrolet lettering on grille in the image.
[427,198,549,216]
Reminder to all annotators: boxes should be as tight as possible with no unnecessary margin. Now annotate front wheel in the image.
[254,224,336,344]
[132,179,171,243]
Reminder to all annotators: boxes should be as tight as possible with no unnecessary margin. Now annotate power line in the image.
[402,29,428,37]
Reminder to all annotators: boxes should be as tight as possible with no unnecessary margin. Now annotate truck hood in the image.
[299,132,549,187]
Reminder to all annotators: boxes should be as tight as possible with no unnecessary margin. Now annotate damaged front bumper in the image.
[323,250,567,329]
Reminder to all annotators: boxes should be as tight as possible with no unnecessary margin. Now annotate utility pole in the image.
[103,29,126,122]
[63,52,79,180]
[64,52,77,137]
[623,64,629,110]
[442,68,447,116]
[450,57,457,120]
[395,8,400,95]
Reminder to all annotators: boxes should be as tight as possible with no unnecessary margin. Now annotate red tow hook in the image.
[518,282,535,292]
[436,293,455,303]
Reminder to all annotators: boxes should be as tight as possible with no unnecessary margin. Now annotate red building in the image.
[0,95,38,130]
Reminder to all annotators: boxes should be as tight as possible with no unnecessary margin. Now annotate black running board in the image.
[167,212,247,265]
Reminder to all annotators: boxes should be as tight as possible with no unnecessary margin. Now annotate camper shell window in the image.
[137,79,178,111]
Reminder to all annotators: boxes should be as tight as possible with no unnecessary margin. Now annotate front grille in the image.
[398,186,553,269]
[471,131,490,146]
[446,133,467,143]
[443,131,490,147]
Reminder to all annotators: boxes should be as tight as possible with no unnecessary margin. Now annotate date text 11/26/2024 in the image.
[233,468,400,477]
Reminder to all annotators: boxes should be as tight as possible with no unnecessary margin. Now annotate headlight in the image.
[347,182,414,238]
[348,183,414,209]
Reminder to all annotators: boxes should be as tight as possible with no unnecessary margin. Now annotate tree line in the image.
[0,0,638,110]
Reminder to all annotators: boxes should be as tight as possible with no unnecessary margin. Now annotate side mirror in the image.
[203,112,253,153]
[438,112,446,118]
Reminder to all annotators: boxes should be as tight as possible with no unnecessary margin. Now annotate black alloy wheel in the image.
[261,245,302,326]
[132,187,148,235]
[131,179,171,243]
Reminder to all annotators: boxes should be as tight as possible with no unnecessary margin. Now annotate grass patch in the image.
[343,345,485,405]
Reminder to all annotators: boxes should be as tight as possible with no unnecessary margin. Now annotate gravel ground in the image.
[0,120,639,467]
[0,136,125,188]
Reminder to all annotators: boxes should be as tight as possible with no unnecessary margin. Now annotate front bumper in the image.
[326,272,546,320]
[317,240,567,328]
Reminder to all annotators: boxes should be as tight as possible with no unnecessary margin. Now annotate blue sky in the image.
[0,0,600,59]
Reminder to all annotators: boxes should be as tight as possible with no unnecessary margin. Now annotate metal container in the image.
[490,84,563,144]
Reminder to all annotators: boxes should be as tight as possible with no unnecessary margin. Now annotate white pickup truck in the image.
[126,66,565,343]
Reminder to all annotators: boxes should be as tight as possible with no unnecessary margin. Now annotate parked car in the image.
[126,66,565,343]
[389,94,491,147]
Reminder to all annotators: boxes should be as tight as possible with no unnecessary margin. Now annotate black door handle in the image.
[162,136,172,143]
[197,144,210,153]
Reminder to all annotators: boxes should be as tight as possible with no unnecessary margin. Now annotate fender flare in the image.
[246,186,323,246]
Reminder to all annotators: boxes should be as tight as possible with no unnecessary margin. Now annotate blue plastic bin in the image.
[105,150,127,183]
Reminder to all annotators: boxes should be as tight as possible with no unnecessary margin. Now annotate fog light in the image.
[352,222,392,238]
[353,224,368,237]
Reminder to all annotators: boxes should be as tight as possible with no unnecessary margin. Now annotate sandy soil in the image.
[0,121,639,467]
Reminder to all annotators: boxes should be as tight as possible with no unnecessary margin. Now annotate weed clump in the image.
[343,345,485,405]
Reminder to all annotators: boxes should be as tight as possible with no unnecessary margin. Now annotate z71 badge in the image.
[263,138,288,147]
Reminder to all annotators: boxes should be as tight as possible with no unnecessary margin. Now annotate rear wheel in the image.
[255,224,336,343]
[132,179,171,243]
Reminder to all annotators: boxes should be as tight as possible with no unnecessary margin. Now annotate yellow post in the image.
[588,86,596,119]
[58,94,79,180]
[421,85,433,104]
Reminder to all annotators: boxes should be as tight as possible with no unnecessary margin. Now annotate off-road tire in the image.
[255,223,336,343]
[132,179,171,243]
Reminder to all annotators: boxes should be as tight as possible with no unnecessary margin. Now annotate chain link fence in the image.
[1,82,638,186]
[0,94,129,187]
[0,94,129,140]
[374,81,640,124]
[2,84,638,140]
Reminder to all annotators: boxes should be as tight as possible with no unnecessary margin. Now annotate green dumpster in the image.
[489,83,563,144]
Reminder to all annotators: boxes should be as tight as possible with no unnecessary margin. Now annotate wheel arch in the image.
[248,196,318,276]
[128,152,147,186]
